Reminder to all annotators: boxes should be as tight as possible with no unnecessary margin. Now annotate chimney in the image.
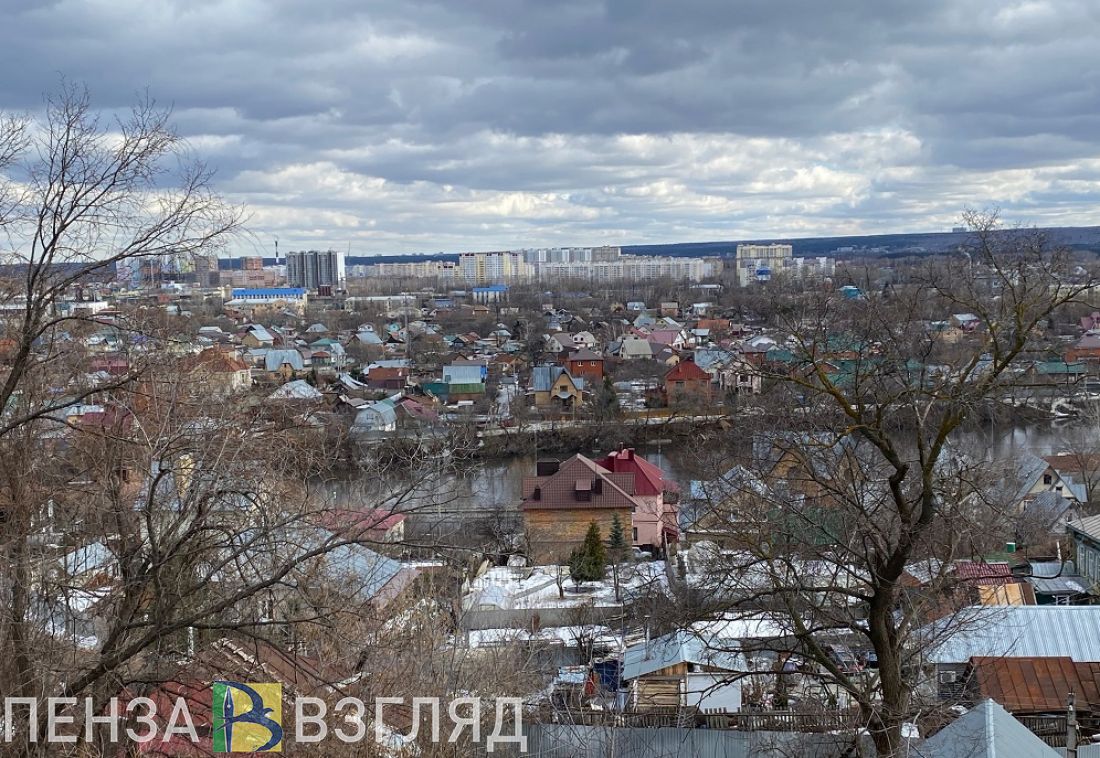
[536,459,561,477]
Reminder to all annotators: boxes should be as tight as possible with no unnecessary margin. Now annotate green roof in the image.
[448,382,485,394]
[1035,361,1085,375]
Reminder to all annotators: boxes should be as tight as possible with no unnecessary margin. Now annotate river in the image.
[329,420,1091,549]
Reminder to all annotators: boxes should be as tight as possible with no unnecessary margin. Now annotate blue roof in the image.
[232,288,307,297]
[473,284,508,293]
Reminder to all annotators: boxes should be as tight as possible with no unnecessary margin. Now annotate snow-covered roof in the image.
[268,380,322,400]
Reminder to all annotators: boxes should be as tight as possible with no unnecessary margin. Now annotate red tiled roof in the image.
[953,561,1014,586]
[521,454,642,511]
[595,448,679,496]
[665,360,710,382]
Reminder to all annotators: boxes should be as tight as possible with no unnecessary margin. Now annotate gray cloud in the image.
[0,0,1098,253]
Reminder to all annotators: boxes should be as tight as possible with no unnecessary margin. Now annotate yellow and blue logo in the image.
[211,681,283,753]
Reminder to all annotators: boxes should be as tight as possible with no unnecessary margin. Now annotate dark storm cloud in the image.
[0,0,1098,251]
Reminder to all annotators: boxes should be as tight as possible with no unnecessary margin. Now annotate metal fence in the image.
[510,724,874,758]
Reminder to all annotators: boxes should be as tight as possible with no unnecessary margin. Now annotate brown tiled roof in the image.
[1043,453,1100,475]
[970,656,1100,713]
[182,347,249,373]
[520,454,641,511]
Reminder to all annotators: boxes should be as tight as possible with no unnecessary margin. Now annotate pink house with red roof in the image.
[595,448,680,549]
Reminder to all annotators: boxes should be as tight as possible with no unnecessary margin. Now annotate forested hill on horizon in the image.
[247,225,1100,268]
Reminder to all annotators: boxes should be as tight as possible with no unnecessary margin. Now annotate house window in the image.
[1043,474,1053,485]
[632,527,638,542]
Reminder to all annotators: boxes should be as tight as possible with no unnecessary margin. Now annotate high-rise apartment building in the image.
[241,256,264,271]
[286,250,347,290]
[194,255,221,287]
[520,246,622,265]
[734,243,793,286]
[457,251,532,284]
[734,243,835,286]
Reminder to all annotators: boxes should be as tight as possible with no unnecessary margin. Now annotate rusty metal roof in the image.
[970,656,1100,713]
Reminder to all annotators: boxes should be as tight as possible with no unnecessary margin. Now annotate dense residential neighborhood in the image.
[11,217,1100,756]
[5,5,1100,750]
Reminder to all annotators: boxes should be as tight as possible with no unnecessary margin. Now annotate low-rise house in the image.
[923,606,1100,700]
[308,342,347,372]
[180,348,252,396]
[966,656,1100,727]
[567,330,598,350]
[267,379,323,402]
[1068,515,1100,587]
[595,448,679,548]
[351,400,399,434]
[242,324,275,348]
[621,630,744,712]
[664,359,712,406]
[1069,332,1100,362]
[649,328,687,350]
[520,455,641,564]
[949,312,982,332]
[529,365,585,410]
[263,349,306,380]
[366,361,410,390]
[613,335,654,361]
[565,349,605,384]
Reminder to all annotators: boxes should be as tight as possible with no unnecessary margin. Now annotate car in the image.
[822,644,862,673]
[858,650,879,669]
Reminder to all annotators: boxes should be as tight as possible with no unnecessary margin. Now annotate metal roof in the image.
[231,288,306,297]
[919,699,1059,757]
[925,606,1100,664]
[621,629,744,681]
[1069,514,1100,541]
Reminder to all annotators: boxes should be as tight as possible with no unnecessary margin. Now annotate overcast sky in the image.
[2,0,1099,255]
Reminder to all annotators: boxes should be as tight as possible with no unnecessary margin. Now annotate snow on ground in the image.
[464,562,668,611]
[461,625,623,650]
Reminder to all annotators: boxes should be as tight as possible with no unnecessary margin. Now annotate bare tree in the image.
[681,212,1095,756]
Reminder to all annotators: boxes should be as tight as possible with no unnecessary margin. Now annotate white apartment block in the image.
[519,246,622,264]
[354,260,460,282]
[734,243,833,286]
[536,255,719,283]
[458,251,533,284]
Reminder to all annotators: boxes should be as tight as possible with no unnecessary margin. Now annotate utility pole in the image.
[1067,691,1078,758]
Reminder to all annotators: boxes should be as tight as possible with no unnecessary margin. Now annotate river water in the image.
[330,420,1088,547]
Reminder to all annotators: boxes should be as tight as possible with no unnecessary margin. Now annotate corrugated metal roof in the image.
[971,656,1100,713]
[920,699,1059,757]
[1069,514,1100,541]
[925,607,1100,664]
[621,630,743,681]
